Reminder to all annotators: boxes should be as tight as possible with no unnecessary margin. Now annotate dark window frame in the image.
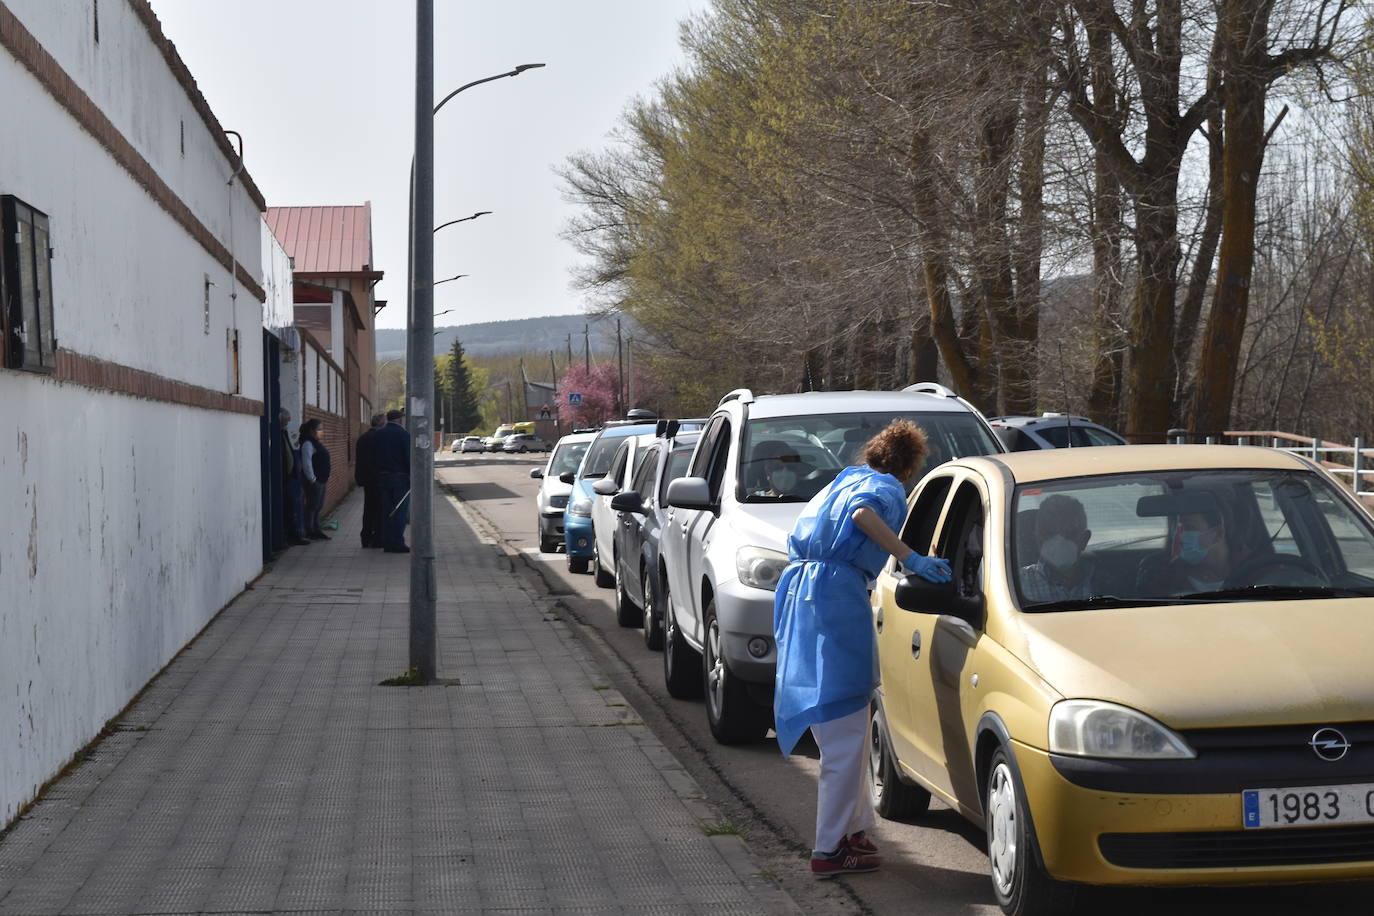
[1,195,57,372]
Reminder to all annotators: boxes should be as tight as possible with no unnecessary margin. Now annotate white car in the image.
[529,431,597,553]
[589,433,658,589]
[456,436,484,453]
[660,383,1005,744]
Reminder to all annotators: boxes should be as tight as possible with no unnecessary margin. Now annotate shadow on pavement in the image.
[444,481,523,502]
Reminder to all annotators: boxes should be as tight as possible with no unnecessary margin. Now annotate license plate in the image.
[1243,783,1374,829]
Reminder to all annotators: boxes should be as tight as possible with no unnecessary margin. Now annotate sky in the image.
[148,0,704,330]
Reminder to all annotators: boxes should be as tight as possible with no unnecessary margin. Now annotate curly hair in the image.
[860,419,929,481]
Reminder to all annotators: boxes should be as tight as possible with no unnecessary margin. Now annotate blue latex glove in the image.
[905,552,952,584]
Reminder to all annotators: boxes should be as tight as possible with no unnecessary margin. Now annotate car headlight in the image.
[1048,700,1195,759]
[736,546,790,591]
[567,498,593,518]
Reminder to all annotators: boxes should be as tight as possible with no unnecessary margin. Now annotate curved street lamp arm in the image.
[433,211,492,234]
[434,274,469,286]
[433,63,545,115]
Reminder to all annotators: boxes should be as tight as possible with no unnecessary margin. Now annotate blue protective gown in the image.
[772,465,907,756]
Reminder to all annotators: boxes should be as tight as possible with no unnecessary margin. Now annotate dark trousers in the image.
[284,475,306,539]
[360,484,383,546]
[379,476,409,549]
[304,478,328,534]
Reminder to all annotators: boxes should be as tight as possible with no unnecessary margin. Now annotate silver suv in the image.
[660,384,1005,744]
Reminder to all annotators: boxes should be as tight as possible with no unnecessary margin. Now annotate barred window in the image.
[1,196,56,372]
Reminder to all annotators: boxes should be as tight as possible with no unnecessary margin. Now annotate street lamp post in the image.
[404,32,545,681]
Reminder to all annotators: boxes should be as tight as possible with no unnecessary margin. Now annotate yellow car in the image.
[869,445,1374,915]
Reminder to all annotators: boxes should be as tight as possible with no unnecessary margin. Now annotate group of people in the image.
[277,408,411,554]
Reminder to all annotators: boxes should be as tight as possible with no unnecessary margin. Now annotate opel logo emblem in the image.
[1310,728,1352,762]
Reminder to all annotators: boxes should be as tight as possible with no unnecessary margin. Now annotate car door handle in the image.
[911,630,921,660]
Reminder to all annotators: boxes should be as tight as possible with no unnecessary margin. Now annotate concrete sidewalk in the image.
[0,486,798,915]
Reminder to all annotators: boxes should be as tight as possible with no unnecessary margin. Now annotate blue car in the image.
[562,422,659,574]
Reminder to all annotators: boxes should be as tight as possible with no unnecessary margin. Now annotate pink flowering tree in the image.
[555,363,660,428]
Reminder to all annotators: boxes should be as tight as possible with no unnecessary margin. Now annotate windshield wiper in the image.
[1021,594,1207,612]
[1177,584,1370,600]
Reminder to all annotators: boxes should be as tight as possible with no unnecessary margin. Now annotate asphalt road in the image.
[436,450,1372,916]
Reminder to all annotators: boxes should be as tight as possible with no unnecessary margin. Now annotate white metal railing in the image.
[1170,429,1374,500]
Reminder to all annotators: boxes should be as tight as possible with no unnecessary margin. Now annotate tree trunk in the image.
[1124,177,1182,442]
[1188,0,1276,436]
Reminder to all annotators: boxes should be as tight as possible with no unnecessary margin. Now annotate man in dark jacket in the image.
[280,409,310,547]
[355,413,386,548]
[373,409,411,553]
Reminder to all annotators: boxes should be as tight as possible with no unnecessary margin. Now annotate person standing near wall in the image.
[772,420,952,879]
[356,413,385,548]
[280,409,310,547]
[373,409,411,553]
[299,419,332,540]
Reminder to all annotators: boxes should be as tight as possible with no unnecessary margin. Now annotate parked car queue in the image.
[524,386,1374,915]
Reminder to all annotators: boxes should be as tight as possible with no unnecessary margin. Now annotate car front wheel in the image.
[702,599,771,745]
[567,554,589,574]
[614,553,639,627]
[642,565,663,651]
[985,747,1077,916]
[593,545,615,588]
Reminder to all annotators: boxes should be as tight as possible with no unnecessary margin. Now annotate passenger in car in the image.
[1019,494,1095,603]
[1139,505,1248,596]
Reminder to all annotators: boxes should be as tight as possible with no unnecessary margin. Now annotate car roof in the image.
[740,389,983,420]
[989,414,1102,429]
[955,445,1311,485]
[592,422,659,441]
[555,431,599,446]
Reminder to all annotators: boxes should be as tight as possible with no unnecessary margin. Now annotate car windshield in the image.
[550,441,590,476]
[738,411,1000,503]
[1012,469,1374,611]
[578,426,655,479]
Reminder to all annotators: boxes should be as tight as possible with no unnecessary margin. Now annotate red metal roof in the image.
[264,204,381,276]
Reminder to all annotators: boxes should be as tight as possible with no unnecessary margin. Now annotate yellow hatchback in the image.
[869,445,1374,916]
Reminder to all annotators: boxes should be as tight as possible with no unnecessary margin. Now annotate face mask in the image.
[771,469,798,491]
[1179,530,1209,564]
[1039,534,1079,570]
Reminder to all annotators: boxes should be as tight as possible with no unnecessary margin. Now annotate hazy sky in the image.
[149,0,704,330]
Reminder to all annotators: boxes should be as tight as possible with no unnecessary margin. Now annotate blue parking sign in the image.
[568,392,583,405]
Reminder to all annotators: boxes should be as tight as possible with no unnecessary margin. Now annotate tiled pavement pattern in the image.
[0,486,797,915]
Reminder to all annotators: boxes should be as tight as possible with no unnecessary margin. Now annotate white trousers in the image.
[811,705,876,855]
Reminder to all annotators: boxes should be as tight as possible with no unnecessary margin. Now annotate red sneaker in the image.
[845,831,878,855]
[811,844,881,879]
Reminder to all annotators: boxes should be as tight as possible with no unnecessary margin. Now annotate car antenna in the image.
[1056,341,1073,447]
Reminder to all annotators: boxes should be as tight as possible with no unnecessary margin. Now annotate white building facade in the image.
[0,0,269,826]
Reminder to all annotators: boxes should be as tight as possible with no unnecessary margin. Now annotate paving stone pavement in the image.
[0,485,800,915]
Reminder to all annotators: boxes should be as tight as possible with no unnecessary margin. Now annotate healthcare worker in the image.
[773,419,952,879]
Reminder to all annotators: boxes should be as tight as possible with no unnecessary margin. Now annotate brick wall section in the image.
[54,349,263,416]
[0,1,266,303]
[303,405,353,516]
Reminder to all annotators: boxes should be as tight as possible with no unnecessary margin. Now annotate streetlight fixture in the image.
[434,211,491,234]
[405,48,547,682]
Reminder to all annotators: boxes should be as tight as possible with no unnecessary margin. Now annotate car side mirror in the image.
[529,468,544,480]
[592,478,620,496]
[893,574,984,628]
[559,471,576,485]
[666,476,713,510]
[610,491,646,514]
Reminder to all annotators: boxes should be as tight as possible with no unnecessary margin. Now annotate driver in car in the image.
[1143,506,1247,596]
[752,441,808,498]
[1019,494,1096,603]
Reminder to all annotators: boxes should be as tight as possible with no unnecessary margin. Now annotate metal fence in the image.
[1167,429,1374,501]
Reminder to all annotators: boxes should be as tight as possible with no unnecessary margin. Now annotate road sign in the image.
[568,392,583,405]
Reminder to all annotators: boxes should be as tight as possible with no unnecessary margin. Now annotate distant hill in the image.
[376,313,635,360]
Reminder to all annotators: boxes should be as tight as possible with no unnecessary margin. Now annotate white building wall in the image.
[0,1,266,825]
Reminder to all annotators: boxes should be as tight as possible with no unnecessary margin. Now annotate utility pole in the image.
[626,335,634,409]
[583,324,589,372]
[566,333,573,370]
[406,0,437,681]
[616,318,624,416]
